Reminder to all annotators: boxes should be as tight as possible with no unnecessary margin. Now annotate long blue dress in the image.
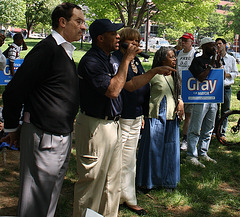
[136,96,180,189]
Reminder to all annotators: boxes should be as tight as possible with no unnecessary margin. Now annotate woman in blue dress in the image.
[136,47,184,191]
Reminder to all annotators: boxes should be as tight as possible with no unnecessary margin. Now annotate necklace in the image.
[131,60,138,74]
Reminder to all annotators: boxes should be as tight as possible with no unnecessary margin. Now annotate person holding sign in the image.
[3,33,27,76]
[177,33,195,151]
[186,37,221,168]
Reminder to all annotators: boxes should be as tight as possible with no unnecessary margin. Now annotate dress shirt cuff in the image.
[4,126,19,133]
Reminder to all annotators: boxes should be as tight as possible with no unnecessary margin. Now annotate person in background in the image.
[136,46,183,192]
[213,38,238,140]
[3,33,28,76]
[187,37,221,168]
[176,33,195,151]
[1,3,86,217]
[0,33,6,71]
[112,27,175,215]
[175,37,182,56]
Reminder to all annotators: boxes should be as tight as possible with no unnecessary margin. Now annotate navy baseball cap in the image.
[89,19,124,39]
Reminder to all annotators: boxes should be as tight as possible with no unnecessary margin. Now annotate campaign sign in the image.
[182,69,224,103]
[0,59,24,85]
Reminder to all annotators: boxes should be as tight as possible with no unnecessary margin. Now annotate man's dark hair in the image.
[216,38,226,44]
[13,33,23,42]
[51,2,82,30]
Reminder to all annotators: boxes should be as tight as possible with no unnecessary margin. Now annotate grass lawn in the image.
[0,38,239,216]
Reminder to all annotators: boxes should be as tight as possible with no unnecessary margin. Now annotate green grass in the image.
[1,38,240,216]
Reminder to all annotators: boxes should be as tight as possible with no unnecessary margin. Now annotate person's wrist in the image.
[208,64,213,69]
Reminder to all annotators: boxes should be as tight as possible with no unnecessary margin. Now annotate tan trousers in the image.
[73,113,122,217]
[119,117,142,206]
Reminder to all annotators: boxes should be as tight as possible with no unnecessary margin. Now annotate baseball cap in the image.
[89,19,124,39]
[199,37,215,48]
[181,33,194,41]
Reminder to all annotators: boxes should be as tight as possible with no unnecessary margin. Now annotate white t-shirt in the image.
[0,48,6,71]
[177,48,195,79]
[8,43,22,63]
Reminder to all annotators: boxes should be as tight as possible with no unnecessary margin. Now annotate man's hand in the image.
[0,130,21,148]
[124,43,142,62]
[154,66,176,76]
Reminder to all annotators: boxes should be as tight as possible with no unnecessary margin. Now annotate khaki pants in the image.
[73,113,122,217]
[119,117,142,205]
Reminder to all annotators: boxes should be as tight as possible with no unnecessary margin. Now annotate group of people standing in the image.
[0,2,238,217]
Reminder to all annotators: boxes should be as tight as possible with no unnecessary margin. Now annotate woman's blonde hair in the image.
[118,27,141,44]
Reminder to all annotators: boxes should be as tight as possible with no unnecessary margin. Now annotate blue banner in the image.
[182,69,224,103]
[0,59,24,85]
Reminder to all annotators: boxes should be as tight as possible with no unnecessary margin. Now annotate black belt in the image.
[81,110,121,122]
[104,115,121,121]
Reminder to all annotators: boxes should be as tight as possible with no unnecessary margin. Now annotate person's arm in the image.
[124,66,175,92]
[22,39,28,50]
[190,56,215,82]
[227,57,239,79]
[105,44,140,98]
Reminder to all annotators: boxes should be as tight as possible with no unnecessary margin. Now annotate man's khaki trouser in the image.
[73,113,122,217]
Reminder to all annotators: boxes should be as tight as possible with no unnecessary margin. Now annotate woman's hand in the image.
[175,99,184,120]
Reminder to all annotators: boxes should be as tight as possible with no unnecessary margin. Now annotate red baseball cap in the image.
[181,33,194,41]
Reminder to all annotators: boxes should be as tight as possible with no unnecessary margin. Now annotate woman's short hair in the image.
[51,2,82,30]
[119,27,141,44]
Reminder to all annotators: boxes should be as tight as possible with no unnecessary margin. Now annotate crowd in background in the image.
[0,2,239,217]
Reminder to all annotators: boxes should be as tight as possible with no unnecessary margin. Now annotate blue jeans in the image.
[187,103,217,158]
[214,86,231,136]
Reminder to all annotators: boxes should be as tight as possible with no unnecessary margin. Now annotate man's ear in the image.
[97,35,104,42]
[59,17,66,28]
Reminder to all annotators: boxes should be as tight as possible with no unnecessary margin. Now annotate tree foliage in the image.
[24,0,53,37]
[0,0,25,27]
[74,0,218,30]
[227,0,240,35]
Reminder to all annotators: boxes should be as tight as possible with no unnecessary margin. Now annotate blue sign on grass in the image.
[0,59,24,85]
[182,69,224,103]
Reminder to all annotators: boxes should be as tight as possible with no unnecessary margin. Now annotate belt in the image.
[104,115,121,121]
[81,111,121,122]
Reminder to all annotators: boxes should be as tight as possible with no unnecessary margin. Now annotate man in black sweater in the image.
[1,3,86,217]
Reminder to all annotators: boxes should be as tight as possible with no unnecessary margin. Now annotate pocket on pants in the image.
[39,133,52,150]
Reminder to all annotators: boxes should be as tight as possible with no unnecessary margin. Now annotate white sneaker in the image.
[186,156,205,168]
[199,155,217,164]
[180,139,187,151]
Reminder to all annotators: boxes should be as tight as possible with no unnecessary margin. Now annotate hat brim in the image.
[105,23,124,33]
